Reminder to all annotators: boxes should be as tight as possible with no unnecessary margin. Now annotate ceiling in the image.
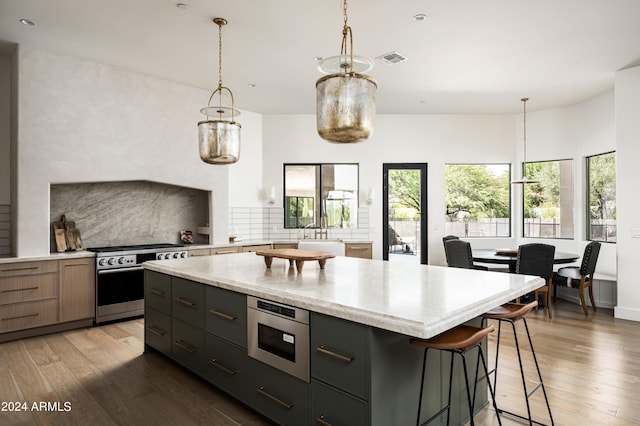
[1,0,640,115]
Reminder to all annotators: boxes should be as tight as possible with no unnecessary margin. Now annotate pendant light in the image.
[316,0,377,143]
[198,18,241,165]
[511,97,539,184]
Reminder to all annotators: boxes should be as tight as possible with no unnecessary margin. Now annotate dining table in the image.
[472,249,579,273]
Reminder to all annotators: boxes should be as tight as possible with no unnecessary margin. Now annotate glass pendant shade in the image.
[198,17,241,165]
[198,119,241,164]
[315,0,376,144]
[316,73,376,143]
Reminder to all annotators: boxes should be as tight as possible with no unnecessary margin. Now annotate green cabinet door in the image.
[144,271,171,314]
[311,379,368,426]
[145,306,171,355]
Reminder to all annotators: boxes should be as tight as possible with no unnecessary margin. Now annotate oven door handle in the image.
[97,266,145,275]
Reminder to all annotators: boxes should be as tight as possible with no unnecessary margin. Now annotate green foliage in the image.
[445,165,510,218]
[588,152,616,220]
[388,169,421,214]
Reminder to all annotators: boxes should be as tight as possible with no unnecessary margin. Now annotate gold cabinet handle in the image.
[174,340,196,353]
[2,312,39,321]
[1,286,39,293]
[215,250,237,254]
[256,386,294,409]
[209,358,237,376]
[317,415,333,426]
[149,288,165,296]
[1,266,38,273]
[146,325,167,336]
[316,346,354,363]
[208,309,236,321]
[175,296,195,307]
[349,247,368,250]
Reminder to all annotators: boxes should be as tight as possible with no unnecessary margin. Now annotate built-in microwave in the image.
[247,296,310,382]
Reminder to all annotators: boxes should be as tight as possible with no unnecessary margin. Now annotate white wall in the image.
[13,45,262,256]
[614,66,640,321]
[262,113,517,262]
[228,110,264,208]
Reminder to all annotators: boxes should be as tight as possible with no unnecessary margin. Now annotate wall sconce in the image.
[366,187,375,205]
[267,186,276,205]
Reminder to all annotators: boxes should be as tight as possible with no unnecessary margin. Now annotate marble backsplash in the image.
[50,181,209,251]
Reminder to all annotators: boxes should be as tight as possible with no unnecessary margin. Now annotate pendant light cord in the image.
[522,97,529,168]
[340,0,354,73]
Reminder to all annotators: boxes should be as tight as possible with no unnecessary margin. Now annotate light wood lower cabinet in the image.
[0,260,60,334]
[59,257,95,322]
[242,244,272,253]
[345,243,372,259]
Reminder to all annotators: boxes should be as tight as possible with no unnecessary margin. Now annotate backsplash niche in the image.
[50,181,209,251]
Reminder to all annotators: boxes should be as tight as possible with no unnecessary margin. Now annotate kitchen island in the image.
[143,252,544,425]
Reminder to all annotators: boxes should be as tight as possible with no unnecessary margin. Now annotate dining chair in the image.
[552,241,601,315]
[444,240,488,271]
[516,243,555,318]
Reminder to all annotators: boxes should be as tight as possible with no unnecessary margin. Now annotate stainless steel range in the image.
[87,243,188,324]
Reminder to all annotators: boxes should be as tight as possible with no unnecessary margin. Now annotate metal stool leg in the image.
[522,318,554,425]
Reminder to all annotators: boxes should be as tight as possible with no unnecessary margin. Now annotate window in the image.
[522,159,574,239]
[587,152,616,242]
[284,164,358,229]
[444,164,511,237]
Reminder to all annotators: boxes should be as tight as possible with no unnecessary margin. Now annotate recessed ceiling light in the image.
[176,3,188,9]
[313,56,323,62]
[419,100,427,104]
[19,18,36,26]
[247,83,256,88]
[413,14,427,22]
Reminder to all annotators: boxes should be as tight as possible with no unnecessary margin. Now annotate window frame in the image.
[521,157,574,240]
[283,163,359,229]
[586,151,616,243]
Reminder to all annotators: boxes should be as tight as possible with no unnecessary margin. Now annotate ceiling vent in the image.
[376,51,408,65]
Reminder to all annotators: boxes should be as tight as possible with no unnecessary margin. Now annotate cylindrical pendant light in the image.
[198,18,241,165]
[316,0,376,143]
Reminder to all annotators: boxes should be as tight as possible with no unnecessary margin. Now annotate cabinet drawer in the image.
[189,248,211,257]
[242,245,272,253]
[171,277,205,328]
[0,299,59,333]
[145,271,172,314]
[145,307,171,354]
[249,358,310,426]
[345,243,372,259]
[311,379,368,426]
[171,319,205,375]
[0,273,58,304]
[204,333,251,402]
[273,243,298,249]
[0,260,58,278]
[205,286,247,347]
[211,247,241,255]
[311,313,369,399]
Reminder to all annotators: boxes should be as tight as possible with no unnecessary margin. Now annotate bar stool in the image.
[480,301,553,425]
[410,324,501,426]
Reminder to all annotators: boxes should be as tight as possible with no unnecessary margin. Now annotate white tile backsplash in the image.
[229,206,371,241]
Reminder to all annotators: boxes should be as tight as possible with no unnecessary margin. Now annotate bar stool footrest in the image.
[497,408,549,426]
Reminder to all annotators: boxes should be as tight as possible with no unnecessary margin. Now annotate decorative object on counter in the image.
[180,230,193,244]
[228,236,236,243]
[511,97,540,184]
[52,215,83,252]
[256,248,336,272]
[316,0,376,143]
[198,17,241,164]
[366,187,375,205]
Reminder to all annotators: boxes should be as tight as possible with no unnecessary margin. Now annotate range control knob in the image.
[118,257,126,264]
[181,252,187,258]
[108,258,116,265]
[98,259,107,266]
[164,253,172,260]
[173,252,180,258]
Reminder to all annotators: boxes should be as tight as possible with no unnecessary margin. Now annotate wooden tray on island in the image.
[495,248,518,256]
[255,248,336,272]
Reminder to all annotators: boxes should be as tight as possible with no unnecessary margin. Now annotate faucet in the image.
[303,223,316,239]
[314,216,329,240]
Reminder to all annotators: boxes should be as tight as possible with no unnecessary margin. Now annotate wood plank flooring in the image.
[1,300,639,425]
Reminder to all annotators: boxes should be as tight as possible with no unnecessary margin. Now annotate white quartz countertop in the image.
[144,252,544,339]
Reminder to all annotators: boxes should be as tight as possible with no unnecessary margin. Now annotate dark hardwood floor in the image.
[1,300,639,425]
